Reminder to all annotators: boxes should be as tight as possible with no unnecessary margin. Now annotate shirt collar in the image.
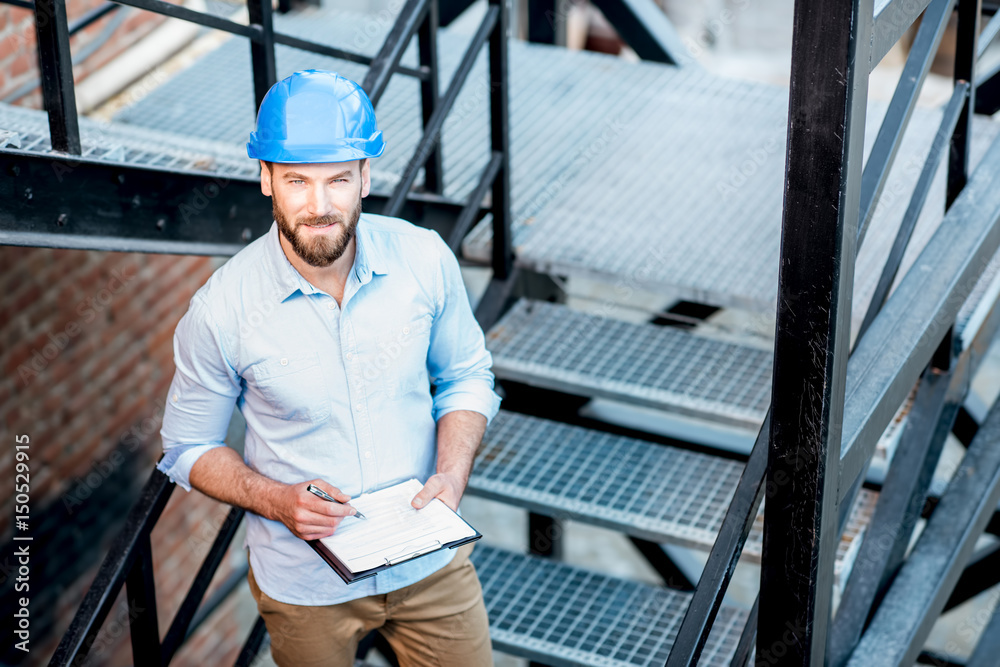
[264,215,388,303]
[352,214,389,284]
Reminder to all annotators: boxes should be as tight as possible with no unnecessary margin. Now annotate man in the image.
[158,69,500,666]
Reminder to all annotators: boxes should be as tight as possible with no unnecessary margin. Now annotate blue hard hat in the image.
[247,69,386,163]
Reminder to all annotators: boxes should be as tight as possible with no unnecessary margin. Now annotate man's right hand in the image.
[269,479,356,541]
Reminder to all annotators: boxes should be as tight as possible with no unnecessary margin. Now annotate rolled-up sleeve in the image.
[426,234,501,425]
[158,294,242,491]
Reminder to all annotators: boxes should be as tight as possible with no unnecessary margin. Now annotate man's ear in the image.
[360,158,371,198]
[260,160,273,196]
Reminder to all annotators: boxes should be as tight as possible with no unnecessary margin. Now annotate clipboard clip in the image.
[384,540,442,566]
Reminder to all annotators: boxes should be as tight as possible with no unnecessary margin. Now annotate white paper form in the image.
[317,478,477,574]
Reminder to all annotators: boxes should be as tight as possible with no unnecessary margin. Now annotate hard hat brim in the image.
[246,133,386,163]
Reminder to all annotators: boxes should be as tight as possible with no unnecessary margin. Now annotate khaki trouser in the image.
[247,544,493,667]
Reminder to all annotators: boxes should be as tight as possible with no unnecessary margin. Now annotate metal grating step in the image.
[471,410,744,551]
[486,299,772,429]
[470,410,878,567]
[471,544,748,666]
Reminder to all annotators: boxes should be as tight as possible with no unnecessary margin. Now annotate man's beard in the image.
[273,191,363,267]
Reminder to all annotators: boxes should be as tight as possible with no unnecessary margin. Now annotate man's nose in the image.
[305,184,333,216]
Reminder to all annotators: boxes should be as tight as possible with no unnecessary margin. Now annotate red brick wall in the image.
[1,248,249,666]
[0,0,167,108]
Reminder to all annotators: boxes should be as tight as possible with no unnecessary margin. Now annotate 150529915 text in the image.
[14,434,31,654]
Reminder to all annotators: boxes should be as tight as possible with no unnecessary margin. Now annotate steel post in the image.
[33,0,80,154]
[760,0,872,663]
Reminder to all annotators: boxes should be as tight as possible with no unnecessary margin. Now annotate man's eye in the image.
[290,179,304,185]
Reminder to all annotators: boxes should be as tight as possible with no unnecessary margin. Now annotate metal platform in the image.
[469,97,1000,338]
[470,410,877,566]
[471,544,748,666]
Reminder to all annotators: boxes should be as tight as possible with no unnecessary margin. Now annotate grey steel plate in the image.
[486,299,773,429]
[471,544,748,666]
[470,410,878,565]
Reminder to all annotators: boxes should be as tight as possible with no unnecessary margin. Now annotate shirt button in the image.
[346,352,353,360]
[402,326,410,334]
[364,451,372,459]
[172,393,179,403]
[355,404,365,412]
[328,302,336,310]
[280,358,288,366]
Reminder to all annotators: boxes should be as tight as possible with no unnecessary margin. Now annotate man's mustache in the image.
[299,214,341,227]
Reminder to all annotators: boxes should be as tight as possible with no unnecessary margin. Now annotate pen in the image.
[307,484,367,520]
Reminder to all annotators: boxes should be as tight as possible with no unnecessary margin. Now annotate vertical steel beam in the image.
[247,0,277,110]
[528,513,563,559]
[417,1,443,194]
[760,0,872,663]
[948,0,981,207]
[526,0,557,44]
[125,534,161,667]
[488,0,512,280]
[33,0,81,154]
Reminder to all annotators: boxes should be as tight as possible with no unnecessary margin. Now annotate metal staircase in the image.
[7,0,1000,665]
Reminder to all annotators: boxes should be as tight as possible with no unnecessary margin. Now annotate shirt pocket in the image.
[254,351,331,422]
[374,313,432,399]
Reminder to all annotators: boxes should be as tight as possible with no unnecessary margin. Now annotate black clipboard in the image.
[308,518,482,585]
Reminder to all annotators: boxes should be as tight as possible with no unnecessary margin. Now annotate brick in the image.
[9,50,33,78]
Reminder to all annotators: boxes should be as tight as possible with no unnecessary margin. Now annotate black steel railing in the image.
[48,468,249,667]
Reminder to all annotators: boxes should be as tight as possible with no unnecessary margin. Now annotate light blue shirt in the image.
[158,214,501,605]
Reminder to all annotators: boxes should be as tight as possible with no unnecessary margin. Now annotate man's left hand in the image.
[412,472,466,511]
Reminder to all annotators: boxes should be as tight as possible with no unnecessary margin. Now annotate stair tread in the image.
[472,544,747,666]
[471,410,745,550]
[486,299,773,428]
[470,410,878,567]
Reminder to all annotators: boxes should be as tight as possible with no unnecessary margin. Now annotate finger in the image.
[310,479,352,503]
[303,500,356,519]
[297,517,345,540]
[300,527,337,540]
[412,476,442,509]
